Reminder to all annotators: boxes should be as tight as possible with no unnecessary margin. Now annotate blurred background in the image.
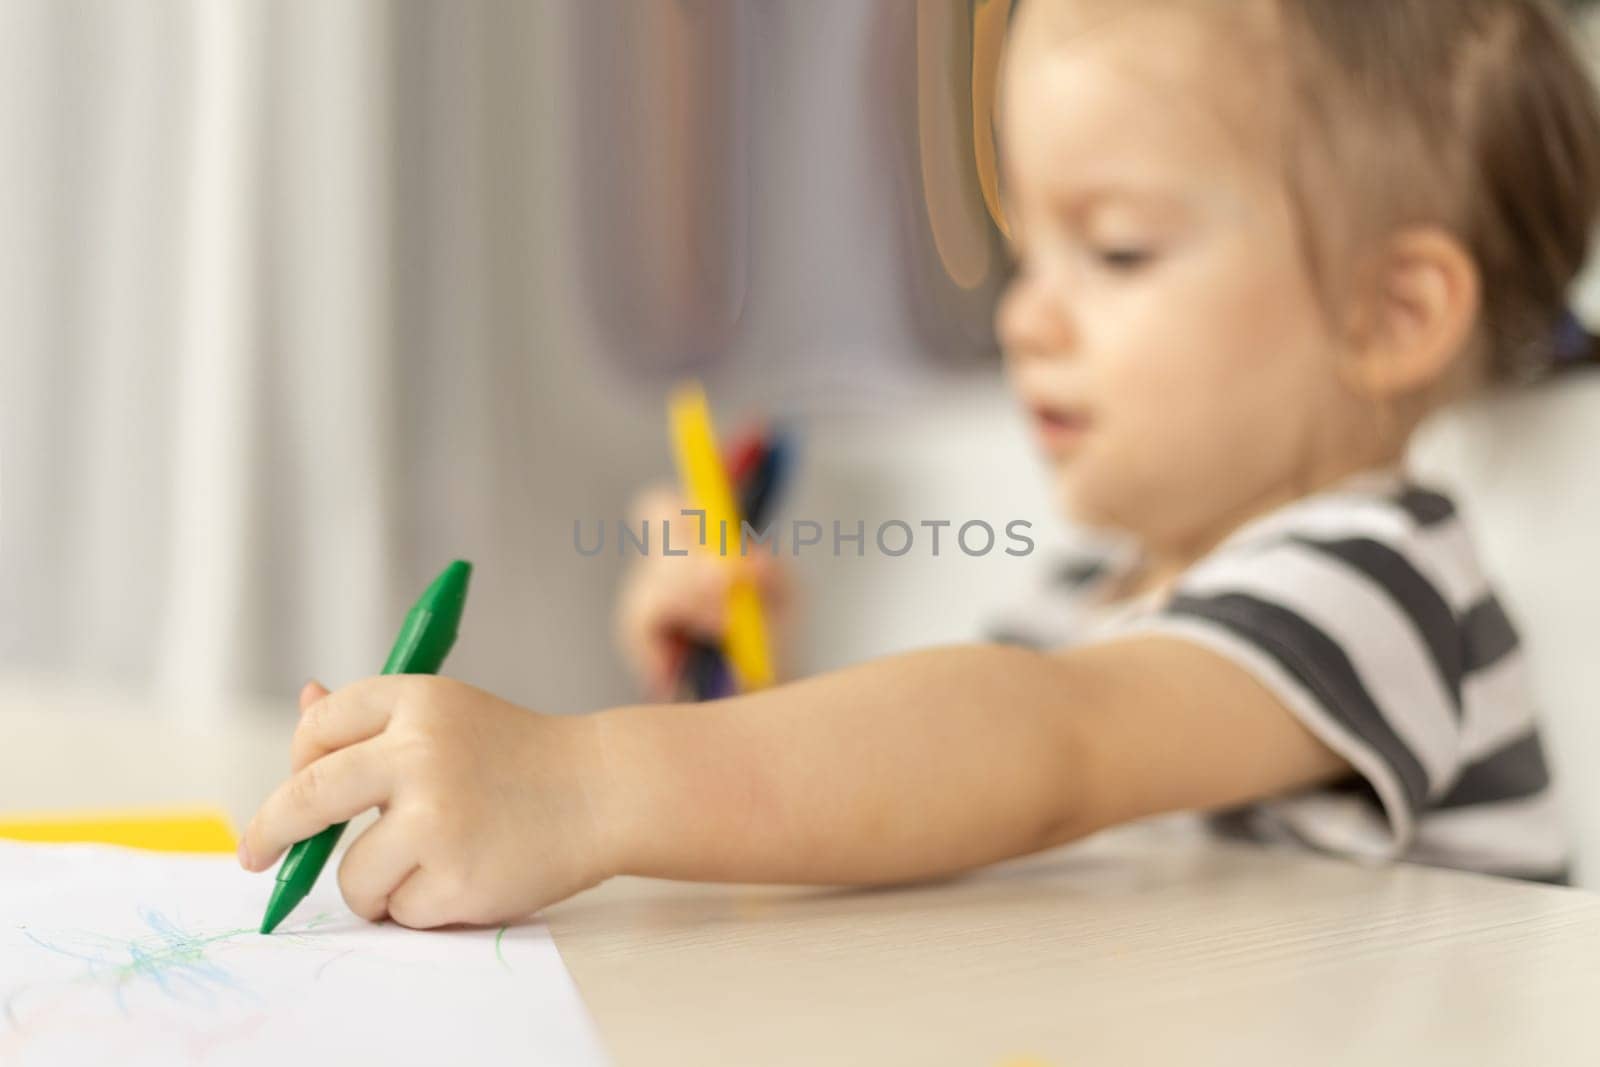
[3,1,1600,877]
[1,0,1065,719]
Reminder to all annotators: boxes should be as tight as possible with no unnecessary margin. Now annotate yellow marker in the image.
[0,806,238,854]
[668,383,775,691]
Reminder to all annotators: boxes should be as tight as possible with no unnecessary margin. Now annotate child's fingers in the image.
[629,628,690,704]
[658,559,731,638]
[384,866,456,930]
[298,679,329,714]
[242,738,393,871]
[618,558,729,675]
[673,552,734,617]
[635,639,685,704]
[740,553,789,602]
[336,810,422,923]
[290,677,407,772]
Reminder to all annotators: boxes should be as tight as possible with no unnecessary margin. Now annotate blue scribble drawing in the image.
[2,908,339,1038]
[22,910,257,1015]
[2,908,521,1064]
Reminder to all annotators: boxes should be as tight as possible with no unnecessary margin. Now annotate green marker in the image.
[258,559,473,934]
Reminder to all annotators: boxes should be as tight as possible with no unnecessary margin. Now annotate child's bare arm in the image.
[598,637,1351,886]
[241,639,1349,928]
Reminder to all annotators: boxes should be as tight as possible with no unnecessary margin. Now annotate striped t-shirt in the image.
[987,469,1567,884]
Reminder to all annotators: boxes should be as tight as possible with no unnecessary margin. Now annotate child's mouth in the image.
[1029,404,1092,456]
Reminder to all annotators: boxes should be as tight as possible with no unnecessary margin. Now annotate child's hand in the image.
[238,677,620,929]
[614,485,793,700]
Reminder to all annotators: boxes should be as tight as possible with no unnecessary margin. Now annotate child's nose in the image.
[996,268,1073,362]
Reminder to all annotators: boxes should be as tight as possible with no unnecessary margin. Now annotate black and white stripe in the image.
[997,472,1566,884]
[984,545,1134,651]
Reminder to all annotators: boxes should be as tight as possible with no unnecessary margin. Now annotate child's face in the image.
[997,1,1364,553]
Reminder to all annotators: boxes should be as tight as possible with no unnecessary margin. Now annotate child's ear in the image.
[1340,227,1481,397]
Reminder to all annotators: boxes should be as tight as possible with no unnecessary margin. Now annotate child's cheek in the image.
[1096,311,1270,524]
[1055,340,1209,529]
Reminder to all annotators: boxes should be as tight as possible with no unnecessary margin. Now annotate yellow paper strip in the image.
[0,807,238,854]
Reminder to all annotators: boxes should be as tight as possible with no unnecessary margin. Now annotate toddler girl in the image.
[242,0,1600,926]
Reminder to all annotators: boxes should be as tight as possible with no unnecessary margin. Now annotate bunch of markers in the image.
[666,385,794,702]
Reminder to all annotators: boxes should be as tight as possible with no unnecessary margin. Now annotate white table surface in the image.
[5,676,1600,1066]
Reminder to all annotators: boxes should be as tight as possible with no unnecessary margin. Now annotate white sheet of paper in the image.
[0,842,610,1066]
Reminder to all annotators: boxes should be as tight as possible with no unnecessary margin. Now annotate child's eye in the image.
[1095,247,1156,272]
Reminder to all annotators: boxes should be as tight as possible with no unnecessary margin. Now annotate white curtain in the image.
[0,1,659,715]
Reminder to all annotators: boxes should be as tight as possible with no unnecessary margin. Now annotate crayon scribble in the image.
[2,909,517,1060]
[312,948,354,981]
[495,926,512,973]
[19,913,246,1017]
[4,908,337,1025]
